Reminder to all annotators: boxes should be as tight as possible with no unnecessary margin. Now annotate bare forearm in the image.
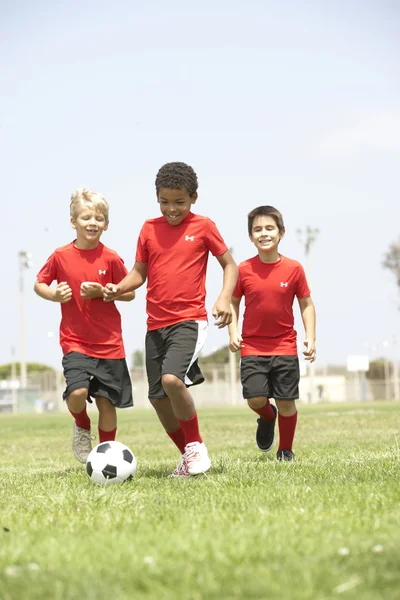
[118,269,146,294]
[34,282,56,302]
[219,263,239,302]
[116,291,135,302]
[301,304,316,341]
[228,303,239,336]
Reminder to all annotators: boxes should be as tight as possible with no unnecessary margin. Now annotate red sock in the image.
[167,427,186,454]
[250,401,275,422]
[278,412,298,451]
[69,407,91,430]
[98,427,117,443]
[177,413,202,445]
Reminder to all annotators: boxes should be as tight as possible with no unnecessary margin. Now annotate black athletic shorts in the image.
[62,352,133,408]
[240,355,300,401]
[145,320,208,399]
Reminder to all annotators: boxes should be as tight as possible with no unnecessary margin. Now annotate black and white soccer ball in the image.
[86,441,137,485]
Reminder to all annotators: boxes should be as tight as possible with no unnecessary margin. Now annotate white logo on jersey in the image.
[98,269,107,275]
[280,282,288,287]
[185,235,195,241]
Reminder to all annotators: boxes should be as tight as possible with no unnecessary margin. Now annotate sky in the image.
[1,0,400,371]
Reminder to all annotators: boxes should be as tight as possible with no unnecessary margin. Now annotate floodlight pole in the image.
[19,251,32,389]
[296,227,319,403]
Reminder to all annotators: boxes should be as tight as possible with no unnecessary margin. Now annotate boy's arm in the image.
[34,281,72,303]
[298,296,316,362]
[80,282,135,302]
[103,261,147,302]
[228,296,243,352]
[213,251,238,328]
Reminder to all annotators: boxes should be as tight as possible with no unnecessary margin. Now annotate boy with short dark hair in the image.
[104,162,238,477]
[34,188,134,463]
[228,205,316,461]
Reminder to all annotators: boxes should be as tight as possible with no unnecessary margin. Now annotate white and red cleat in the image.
[184,442,211,475]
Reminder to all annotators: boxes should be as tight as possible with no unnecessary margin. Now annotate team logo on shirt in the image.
[185,236,195,242]
[280,282,288,287]
[98,269,107,275]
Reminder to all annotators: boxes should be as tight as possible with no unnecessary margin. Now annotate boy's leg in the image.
[271,356,299,462]
[241,356,277,452]
[62,352,94,464]
[149,396,186,454]
[159,321,210,476]
[96,395,117,443]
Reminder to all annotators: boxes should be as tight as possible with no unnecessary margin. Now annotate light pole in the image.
[296,227,319,403]
[19,250,33,389]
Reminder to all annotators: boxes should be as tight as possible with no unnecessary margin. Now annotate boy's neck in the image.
[258,250,280,264]
[74,239,101,250]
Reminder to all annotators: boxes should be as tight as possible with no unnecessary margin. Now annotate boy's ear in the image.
[279,229,286,240]
[190,192,198,204]
[70,217,76,229]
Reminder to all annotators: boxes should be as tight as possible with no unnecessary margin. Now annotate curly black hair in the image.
[155,162,198,196]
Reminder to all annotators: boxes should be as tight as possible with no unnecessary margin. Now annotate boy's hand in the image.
[229,333,244,353]
[303,339,316,362]
[53,282,72,303]
[103,283,120,302]
[212,298,232,328]
[80,282,104,299]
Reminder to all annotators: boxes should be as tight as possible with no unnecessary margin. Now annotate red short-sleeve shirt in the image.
[233,255,311,356]
[136,212,228,330]
[36,242,128,358]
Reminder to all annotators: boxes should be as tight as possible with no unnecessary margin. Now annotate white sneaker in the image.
[184,441,211,475]
[72,423,94,463]
[169,455,190,478]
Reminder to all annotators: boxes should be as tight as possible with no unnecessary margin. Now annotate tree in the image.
[0,362,54,380]
[383,238,400,293]
[131,350,144,368]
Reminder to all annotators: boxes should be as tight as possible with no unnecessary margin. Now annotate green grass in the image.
[1,403,400,600]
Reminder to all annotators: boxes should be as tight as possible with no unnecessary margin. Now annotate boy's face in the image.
[250,215,284,253]
[157,187,197,226]
[71,204,108,249]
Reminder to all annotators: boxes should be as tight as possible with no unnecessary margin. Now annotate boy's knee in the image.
[161,374,183,391]
[247,396,269,409]
[276,399,297,416]
[66,388,88,404]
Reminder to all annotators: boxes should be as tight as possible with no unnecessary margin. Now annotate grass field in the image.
[1,402,400,600]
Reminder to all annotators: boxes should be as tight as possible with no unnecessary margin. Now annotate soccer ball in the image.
[86,441,137,485]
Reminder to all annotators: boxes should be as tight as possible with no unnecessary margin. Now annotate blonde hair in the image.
[70,188,109,221]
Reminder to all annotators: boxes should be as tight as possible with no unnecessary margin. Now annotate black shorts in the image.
[145,320,208,399]
[240,355,300,401]
[62,352,133,408]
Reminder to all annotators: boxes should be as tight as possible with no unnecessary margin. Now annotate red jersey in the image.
[233,255,311,356]
[36,242,129,358]
[136,212,228,330]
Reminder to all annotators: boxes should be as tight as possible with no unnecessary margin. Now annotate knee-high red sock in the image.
[167,427,186,454]
[177,413,202,445]
[278,412,298,451]
[69,407,91,430]
[98,427,117,443]
[250,401,275,422]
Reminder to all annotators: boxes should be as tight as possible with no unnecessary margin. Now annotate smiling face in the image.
[71,203,109,249]
[250,215,284,259]
[157,187,197,226]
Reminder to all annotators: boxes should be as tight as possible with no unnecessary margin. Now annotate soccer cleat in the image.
[256,404,277,452]
[276,449,295,462]
[169,455,190,478]
[72,423,95,463]
[184,441,211,475]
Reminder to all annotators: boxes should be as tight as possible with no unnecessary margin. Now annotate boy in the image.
[34,189,134,463]
[228,205,316,461]
[103,162,237,477]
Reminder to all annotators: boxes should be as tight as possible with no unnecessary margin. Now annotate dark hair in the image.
[247,206,285,236]
[155,162,198,196]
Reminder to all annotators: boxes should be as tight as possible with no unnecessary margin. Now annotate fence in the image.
[0,366,398,413]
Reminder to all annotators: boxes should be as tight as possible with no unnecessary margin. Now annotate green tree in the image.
[131,350,144,368]
[0,362,55,380]
[383,238,400,294]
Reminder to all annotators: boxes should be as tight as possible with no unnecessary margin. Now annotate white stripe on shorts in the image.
[184,320,208,385]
